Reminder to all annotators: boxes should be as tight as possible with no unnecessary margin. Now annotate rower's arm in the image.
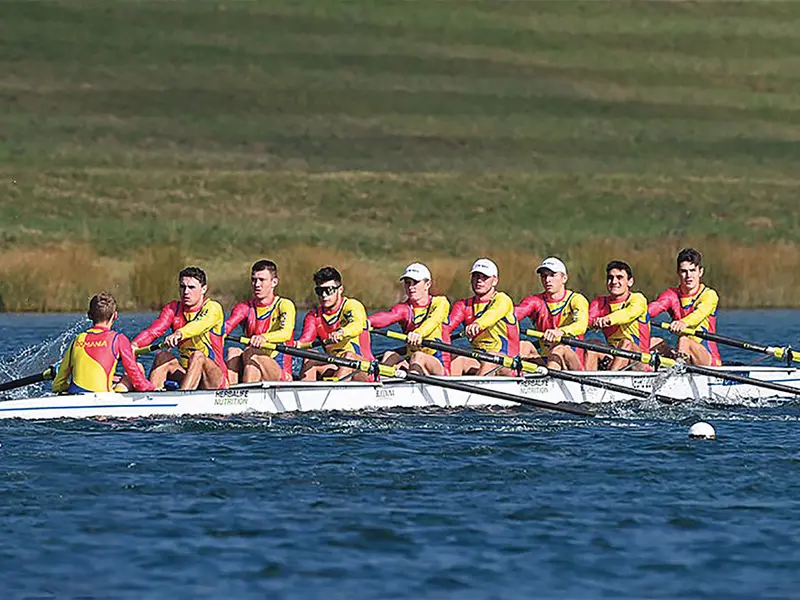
[446,300,467,335]
[607,293,648,327]
[474,293,514,330]
[559,294,589,337]
[178,301,224,339]
[514,295,541,323]
[133,302,178,346]
[415,297,450,339]
[647,289,676,319]
[51,341,74,393]
[116,335,155,392]
[368,303,407,330]
[297,311,319,344]
[338,299,368,339]
[261,299,297,344]
[224,302,249,336]
[681,288,719,329]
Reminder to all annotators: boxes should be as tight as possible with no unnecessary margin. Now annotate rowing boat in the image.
[0,365,797,420]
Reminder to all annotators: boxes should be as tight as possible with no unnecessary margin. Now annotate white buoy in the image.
[689,421,716,440]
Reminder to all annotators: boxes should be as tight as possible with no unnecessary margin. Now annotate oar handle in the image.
[232,336,318,350]
[524,329,675,368]
[134,342,167,356]
[659,322,799,363]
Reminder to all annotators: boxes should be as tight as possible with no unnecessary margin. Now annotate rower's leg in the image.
[242,348,282,382]
[677,337,714,366]
[607,340,634,371]
[181,351,207,390]
[547,345,583,371]
[149,352,184,388]
[300,360,337,381]
[198,357,226,390]
[408,351,444,376]
[518,340,541,360]
[450,356,480,376]
[476,361,512,377]
[226,348,243,385]
[585,350,601,371]
[381,351,408,368]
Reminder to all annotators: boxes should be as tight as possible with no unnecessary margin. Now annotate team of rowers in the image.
[51,247,721,394]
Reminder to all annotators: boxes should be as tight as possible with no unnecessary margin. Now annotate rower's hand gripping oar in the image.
[374,329,682,404]
[0,366,56,393]
[527,328,800,397]
[134,341,167,356]
[234,336,592,417]
[658,322,800,366]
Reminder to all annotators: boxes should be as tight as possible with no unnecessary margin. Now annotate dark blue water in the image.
[1,311,799,599]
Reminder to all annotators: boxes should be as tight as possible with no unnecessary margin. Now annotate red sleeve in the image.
[297,311,319,344]
[514,295,541,322]
[224,302,250,336]
[133,301,178,346]
[117,334,155,392]
[588,296,604,322]
[445,299,466,336]
[648,288,677,319]
[368,303,408,330]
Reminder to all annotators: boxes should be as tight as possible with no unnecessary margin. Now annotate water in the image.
[1,311,800,599]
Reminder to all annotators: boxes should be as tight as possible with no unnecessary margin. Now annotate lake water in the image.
[1,311,799,599]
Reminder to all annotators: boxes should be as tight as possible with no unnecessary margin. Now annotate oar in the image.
[526,328,800,397]
[375,330,677,404]
[233,336,593,417]
[658,322,800,365]
[134,341,167,356]
[0,366,56,393]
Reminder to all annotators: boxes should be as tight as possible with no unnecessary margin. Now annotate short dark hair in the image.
[251,259,278,277]
[313,266,342,286]
[677,248,703,269]
[88,292,117,323]
[179,266,207,286]
[606,260,633,279]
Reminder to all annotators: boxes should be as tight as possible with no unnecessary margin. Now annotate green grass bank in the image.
[1,0,799,310]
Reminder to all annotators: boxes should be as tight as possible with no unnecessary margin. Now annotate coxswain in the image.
[52,292,154,394]
[515,257,588,370]
[447,258,519,376]
[225,260,296,383]
[585,260,650,370]
[296,266,374,381]
[368,263,450,375]
[132,266,227,390]
[648,247,721,366]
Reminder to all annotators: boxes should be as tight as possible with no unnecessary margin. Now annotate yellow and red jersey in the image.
[648,285,721,365]
[134,299,228,383]
[52,325,154,394]
[515,289,589,359]
[448,291,519,355]
[298,297,373,360]
[225,296,296,380]
[369,296,451,373]
[588,292,650,350]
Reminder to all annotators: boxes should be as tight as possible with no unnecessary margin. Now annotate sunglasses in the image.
[314,284,341,297]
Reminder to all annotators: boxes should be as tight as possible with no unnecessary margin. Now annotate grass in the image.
[1,0,800,310]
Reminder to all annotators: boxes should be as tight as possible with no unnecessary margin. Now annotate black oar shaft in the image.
[0,367,55,393]
[682,363,800,396]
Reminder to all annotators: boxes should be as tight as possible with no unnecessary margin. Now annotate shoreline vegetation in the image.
[2,1,800,310]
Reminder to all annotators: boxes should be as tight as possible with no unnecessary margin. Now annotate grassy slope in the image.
[1,0,799,309]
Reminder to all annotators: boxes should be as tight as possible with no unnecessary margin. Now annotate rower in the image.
[225,260,296,383]
[132,267,228,390]
[368,263,451,375]
[447,258,519,376]
[648,247,721,366]
[585,260,650,371]
[297,266,374,381]
[52,292,155,394]
[515,257,588,370]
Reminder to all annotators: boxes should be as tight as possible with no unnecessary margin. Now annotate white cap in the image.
[470,258,498,278]
[399,262,431,281]
[689,421,716,440]
[536,256,568,275]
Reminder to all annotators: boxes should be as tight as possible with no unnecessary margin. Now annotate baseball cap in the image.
[399,262,431,281]
[536,257,568,275]
[470,258,499,278]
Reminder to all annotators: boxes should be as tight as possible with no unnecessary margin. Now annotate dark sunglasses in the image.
[314,284,341,297]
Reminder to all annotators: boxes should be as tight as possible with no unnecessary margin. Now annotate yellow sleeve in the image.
[559,293,589,337]
[474,292,514,330]
[51,341,74,393]
[178,301,224,339]
[262,298,297,343]
[414,296,450,339]
[607,293,648,327]
[681,288,719,328]
[338,298,368,339]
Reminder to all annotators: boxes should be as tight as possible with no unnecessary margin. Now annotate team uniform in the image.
[298,297,374,360]
[225,296,297,381]
[588,291,651,351]
[134,298,229,387]
[52,325,154,394]
[448,292,519,355]
[648,284,722,365]
[515,290,589,364]
[369,296,451,374]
